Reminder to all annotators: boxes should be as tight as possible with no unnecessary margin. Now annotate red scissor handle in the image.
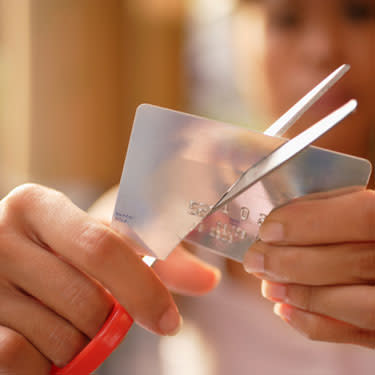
[50,300,133,375]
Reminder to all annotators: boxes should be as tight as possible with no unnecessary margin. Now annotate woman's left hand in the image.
[243,188,375,348]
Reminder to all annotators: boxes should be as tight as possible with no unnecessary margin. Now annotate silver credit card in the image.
[112,104,372,262]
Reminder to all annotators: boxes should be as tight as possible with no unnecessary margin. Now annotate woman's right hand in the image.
[0,184,219,374]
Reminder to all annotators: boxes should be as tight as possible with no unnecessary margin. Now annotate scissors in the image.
[51,64,372,374]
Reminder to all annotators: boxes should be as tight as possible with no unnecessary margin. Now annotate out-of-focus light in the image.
[190,0,236,23]
[159,320,217,375]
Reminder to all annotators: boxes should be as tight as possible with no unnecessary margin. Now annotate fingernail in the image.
[259,222,284,243]
[212,268,222,287]
[243,251,264,274]
[262,281,287,302]
[208,265,222,283]
[159,307,183,336]
[273,303,292,322]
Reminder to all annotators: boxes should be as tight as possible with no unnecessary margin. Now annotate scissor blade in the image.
[212,99,357,212]
[264,64,350,137]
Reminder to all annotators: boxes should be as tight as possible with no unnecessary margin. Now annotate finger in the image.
[258,189,375,245]
[0,281,88,367]
[2,234,113,339]
[244,241,375,285]
[262,281,375,331]
[153,245,221,296]
[0,326,51,375]
[105,229,221,296]
[273,303,375,350]
[3,184,181,335]
[289,186,364,202]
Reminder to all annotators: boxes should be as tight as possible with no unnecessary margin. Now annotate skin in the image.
[239,0,375,348]
[263,0,374,159]
[0,0,374,372]
[0,184,220,373]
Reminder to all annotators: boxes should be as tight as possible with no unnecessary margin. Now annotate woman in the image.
[239,0,375,348]
[0,0,374,373]
[89,1,375,372]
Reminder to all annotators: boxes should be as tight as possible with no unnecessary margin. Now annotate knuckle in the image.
[303,319,322,342]
[77,222,120,268]
[297,286,315,312]
[2,183,45,210]
[65,280,113,338]
[1,184,68,215]
[353,328,375,347]
[0,328,30,368]
[256,243,288,277]
[83,286,113,332]
[0,184,62,228]
[354,248,375,281]
[359,190,375,239]
[360,304,375,329]
[47,323,87,367]
[296,286,312,311]
[274,248,301,281]
[0,215,13,249]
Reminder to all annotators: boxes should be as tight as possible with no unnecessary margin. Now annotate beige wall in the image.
[0,0,31,191]
[0,0,186,207]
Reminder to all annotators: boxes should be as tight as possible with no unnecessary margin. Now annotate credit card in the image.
[113,104,372,262]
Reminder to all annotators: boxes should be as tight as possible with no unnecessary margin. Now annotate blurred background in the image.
[0,0,264,209]
[1,2,374,374]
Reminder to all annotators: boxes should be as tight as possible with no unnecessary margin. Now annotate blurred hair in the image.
[237,0,261,9]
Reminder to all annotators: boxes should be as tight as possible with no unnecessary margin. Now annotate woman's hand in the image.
[244,188,375,348]
[0,184,220,374]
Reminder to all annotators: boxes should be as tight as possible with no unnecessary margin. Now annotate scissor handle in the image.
[50,300,133,375]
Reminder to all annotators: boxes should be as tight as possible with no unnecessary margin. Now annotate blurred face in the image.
[237,0,375,158]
